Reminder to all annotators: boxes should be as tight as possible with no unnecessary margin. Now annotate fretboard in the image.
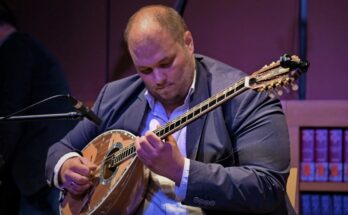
[153,77,248,139]
[109,76,250,168]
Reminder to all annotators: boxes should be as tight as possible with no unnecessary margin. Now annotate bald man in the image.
[46,5,294,215]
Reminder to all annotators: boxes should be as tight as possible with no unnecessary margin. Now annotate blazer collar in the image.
[186,57,210,159]
[121,56,211,159]
[122,89,149,135]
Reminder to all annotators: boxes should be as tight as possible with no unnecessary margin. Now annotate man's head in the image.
[124,5,188,47]
[124,5,195,112]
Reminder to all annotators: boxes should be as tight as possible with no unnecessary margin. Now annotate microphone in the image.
[67,95,102,126]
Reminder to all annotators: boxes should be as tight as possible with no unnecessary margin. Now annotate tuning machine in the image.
[291,83,299,91]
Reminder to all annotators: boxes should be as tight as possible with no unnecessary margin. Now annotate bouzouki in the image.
[59,54,309,215]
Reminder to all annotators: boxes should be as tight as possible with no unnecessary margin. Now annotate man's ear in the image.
[184,31,194,53]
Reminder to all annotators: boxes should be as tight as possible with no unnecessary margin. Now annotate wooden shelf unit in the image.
[300,182,348,192]
[281,100,348,214]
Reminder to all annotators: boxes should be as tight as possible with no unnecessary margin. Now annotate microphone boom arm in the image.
[0,94,102,125]
[0,112,83,122]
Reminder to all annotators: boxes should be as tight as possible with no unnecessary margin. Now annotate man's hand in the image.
[59,156,97,195]
[135,131,185,185]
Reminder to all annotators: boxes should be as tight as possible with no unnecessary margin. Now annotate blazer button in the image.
[193,197,200,204]
[208,200,216,207]
[193,197,215,207]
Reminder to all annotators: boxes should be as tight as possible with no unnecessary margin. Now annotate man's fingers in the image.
[136,136,154,154]
[70,157,97,177]
[79,157,97,170]
[66,180,91,196]
[145,131,162,148]
[63,172,93,195]
[60,156,96,196]
[165,134,176,144]
[69,171,92,185]
[70,181,92,193]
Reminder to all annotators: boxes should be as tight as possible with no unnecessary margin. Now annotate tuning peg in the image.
[277,89,283,96]
[291,83,299,91]
[268,89,281,99]
[258,86,266,92]
[282,86,290,93]
[266,83,276,90]
[275,81,283,88]
[269,92,276,99]
[281,78,290,86]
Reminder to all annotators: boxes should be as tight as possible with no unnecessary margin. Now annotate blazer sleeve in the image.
[45,75,145,186]
[45,84,109,185]
[184,90,290,214]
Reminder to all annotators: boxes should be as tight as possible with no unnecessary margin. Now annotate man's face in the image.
[128,30,195,110]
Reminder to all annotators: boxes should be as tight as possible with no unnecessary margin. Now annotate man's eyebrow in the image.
[159,56,174,64]
[135,55,175,69]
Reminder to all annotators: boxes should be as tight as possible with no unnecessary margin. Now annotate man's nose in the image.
[153,69,166,86]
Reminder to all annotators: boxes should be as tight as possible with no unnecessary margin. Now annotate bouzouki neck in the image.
[109,54,309,168]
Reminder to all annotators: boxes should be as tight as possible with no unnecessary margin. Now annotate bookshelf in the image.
[281,100,348,214]
[300,182,348,192]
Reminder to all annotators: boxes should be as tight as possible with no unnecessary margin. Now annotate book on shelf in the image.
[301,194,311,215]
[311,194,321,214]
[301,129,315,181]
[343,195,348,215]
[344,129,348,182]
[332,194,343,215]
[329,129,343,182]
[300,193,347,215]
[315,129,329,181]
[320,194,332,214]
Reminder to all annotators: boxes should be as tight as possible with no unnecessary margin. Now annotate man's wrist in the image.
[53,152,81,189]
[174,156,185,185]
[175,157,190,201]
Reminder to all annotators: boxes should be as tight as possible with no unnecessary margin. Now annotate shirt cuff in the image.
[175,157,190,202]
[53,152,81,190]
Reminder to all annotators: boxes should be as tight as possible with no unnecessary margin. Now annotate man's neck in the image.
[0,24,17,47]
[163,102,184,117]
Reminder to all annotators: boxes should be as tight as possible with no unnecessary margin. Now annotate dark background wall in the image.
[5,0,348,102]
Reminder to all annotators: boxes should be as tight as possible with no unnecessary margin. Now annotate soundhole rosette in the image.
[99,142,122,185]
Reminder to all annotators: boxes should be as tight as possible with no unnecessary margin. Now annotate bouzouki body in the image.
[59,54,309,215]
[60,130,150,215]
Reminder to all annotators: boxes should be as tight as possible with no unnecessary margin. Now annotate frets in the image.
[153,78,247,139]
[108,76,250,168]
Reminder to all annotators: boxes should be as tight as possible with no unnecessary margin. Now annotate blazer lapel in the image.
[118,60,211,159]
[122,91,149,135]
[186,59,210,159]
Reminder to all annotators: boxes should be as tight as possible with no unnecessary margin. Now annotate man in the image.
[0,2,77,214]
[46,5,295,214]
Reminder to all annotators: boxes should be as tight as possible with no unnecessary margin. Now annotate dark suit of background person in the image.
[0,2,77,214]
[46,54,295,214]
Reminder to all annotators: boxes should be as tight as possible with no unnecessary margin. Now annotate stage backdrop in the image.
[5,0,348,101]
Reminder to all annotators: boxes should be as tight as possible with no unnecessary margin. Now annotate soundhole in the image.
[100,142,122,184]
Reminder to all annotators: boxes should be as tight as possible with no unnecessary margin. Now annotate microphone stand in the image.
[0,95,102,180]
[0,111,83,184]
[0,112,83,122]
[0,114,83,186]
[0,94,102,125]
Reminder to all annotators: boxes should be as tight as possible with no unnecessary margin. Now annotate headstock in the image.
[245,54,309,97]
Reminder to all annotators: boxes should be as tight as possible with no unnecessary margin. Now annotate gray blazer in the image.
[46,54,294,214]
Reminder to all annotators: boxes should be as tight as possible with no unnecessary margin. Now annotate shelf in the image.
[281,100,348,213]
[300,182,348,192]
